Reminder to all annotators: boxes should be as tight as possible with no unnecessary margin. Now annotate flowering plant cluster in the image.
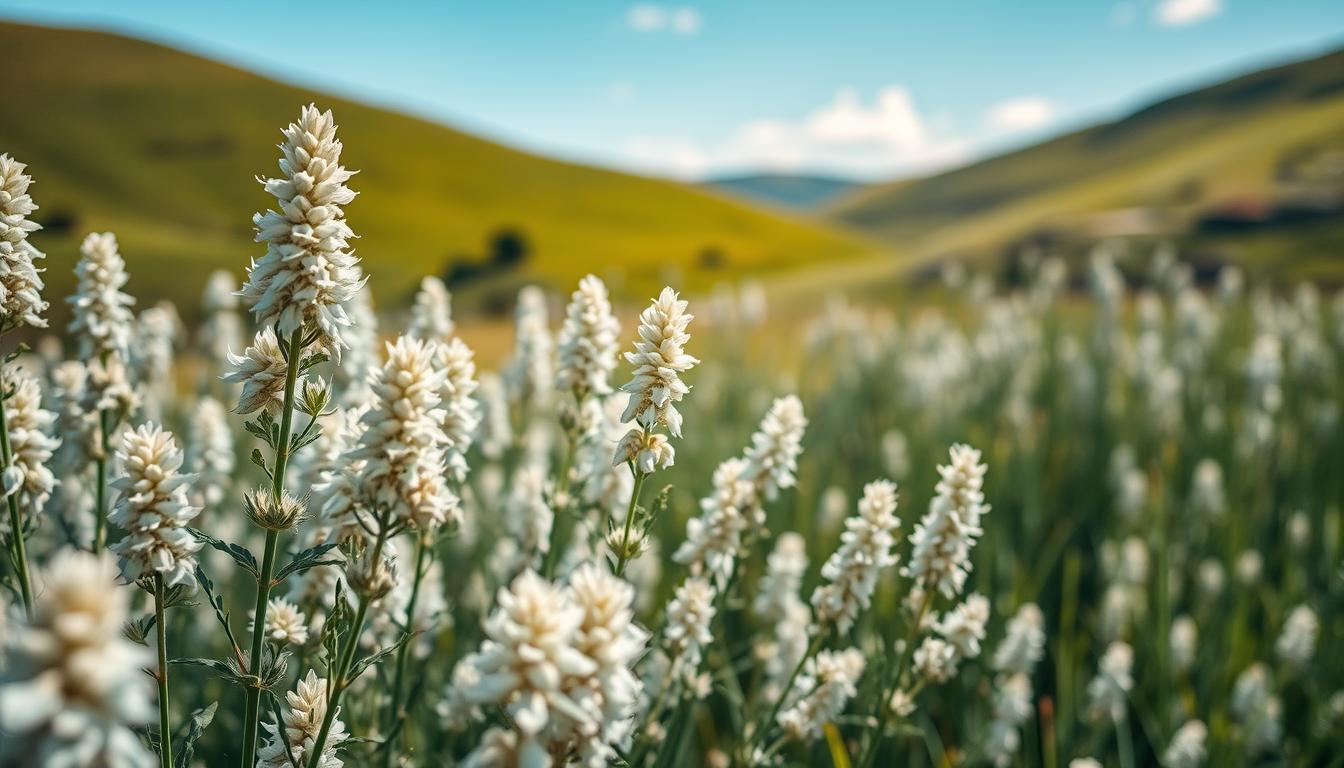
[0,105,1339,768]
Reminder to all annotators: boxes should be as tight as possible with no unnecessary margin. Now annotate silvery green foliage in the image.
[408,275,455,343]
[257,670,346,768]
[984,603,1046,766]
[675,394,809,583]
[435,336,480,483]
[242,104,364,355]
[661,576,716,693]
[1232,664,1282,754]
[504,285,553,413]
[904,444,988,599]
[1163,720,1208,768]
[556,274,621,405]
[68,232,135,362]
[776,648,865,739]
[107,423,202,588]
[198,269,244,368]
[811,479,900,633]
[1086,641,1134,724]
[223,327,291,416]
[1275,604,1318,669]
[2,370,59,513]
[335,288,378,406]
[186,395,234,508]
[456,570,601,766]
[344,336,459,531]
[0,551,155,767]
[618,287,699,438]
[0,154,48,331]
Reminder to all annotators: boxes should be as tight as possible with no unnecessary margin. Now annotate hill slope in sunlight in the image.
[0,21,875,323]
[830,45,1344,281]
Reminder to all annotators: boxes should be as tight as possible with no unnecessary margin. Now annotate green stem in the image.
[614,469,648,577]
[155,574,174,768]
[861,591,932,768]
[307,527,391,768]
[1117,718,1135,768]
[382,532,430,768]
[0,361,34,618]
[241,327,305,768]
[541,432,578,578]
[93,408,110,551]
[750,632,825,755]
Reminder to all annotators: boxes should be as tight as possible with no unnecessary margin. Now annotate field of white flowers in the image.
[0,105,1340,768]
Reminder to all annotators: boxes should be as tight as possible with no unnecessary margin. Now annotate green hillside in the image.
[0,21,876,324]
[831,45,1344,281]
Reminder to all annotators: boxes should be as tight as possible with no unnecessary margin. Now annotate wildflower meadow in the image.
[0,104,1340,768]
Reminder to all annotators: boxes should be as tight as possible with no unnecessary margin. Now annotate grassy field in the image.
[0,21,881,327]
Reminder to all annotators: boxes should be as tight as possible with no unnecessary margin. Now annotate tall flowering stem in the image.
[0,363,32,616]
[241,328,306,767]
[154,574,174,768]
[69,232,137,552]
[614,469,648,577]
[611,287,698,575]
[0,155,47,614]
[0,364,33,616]
[93,409,110,550]
[382,530,432,768]
[859,590,932,768]
[306,518,395,768]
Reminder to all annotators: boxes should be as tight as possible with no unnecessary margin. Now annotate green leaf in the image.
[250,447,271,478]
[347,631,415,685]
[190,528,260,578]
[171,656,237,677]
[299,351,330,372]
[644,485,674,530]
[195,564,243,656]
[320,581,350,674]
[174,701,218,766]
[123,615,155,646]
[273,541,341,584]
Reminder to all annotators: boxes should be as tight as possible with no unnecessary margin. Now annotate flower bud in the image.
[348,545,398,602]
[243,487,305,531]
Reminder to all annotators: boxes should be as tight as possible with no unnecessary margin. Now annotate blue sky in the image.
[4,0,1343,180]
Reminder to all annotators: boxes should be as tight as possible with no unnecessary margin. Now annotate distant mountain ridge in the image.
[705,173,862,210]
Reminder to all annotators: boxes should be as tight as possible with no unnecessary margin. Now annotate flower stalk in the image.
[93,408,110,550]
[241,327,305,768]
[614,465,648,577]
[306,521,393,768]
[382,530,431,767]
[154,574,174,768]
[0,361,33,617]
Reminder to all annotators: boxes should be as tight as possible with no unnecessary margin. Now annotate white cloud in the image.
[621,86,973,180]
[986,96,1057,132]
[806,87,928,149]
[1153,0,1221,27]
[626,5,702,35]
[622,136,709,179]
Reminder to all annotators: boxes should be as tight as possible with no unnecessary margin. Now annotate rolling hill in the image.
[830,44,1344,281]
[0,20,877,325]
[705,173,861,210]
